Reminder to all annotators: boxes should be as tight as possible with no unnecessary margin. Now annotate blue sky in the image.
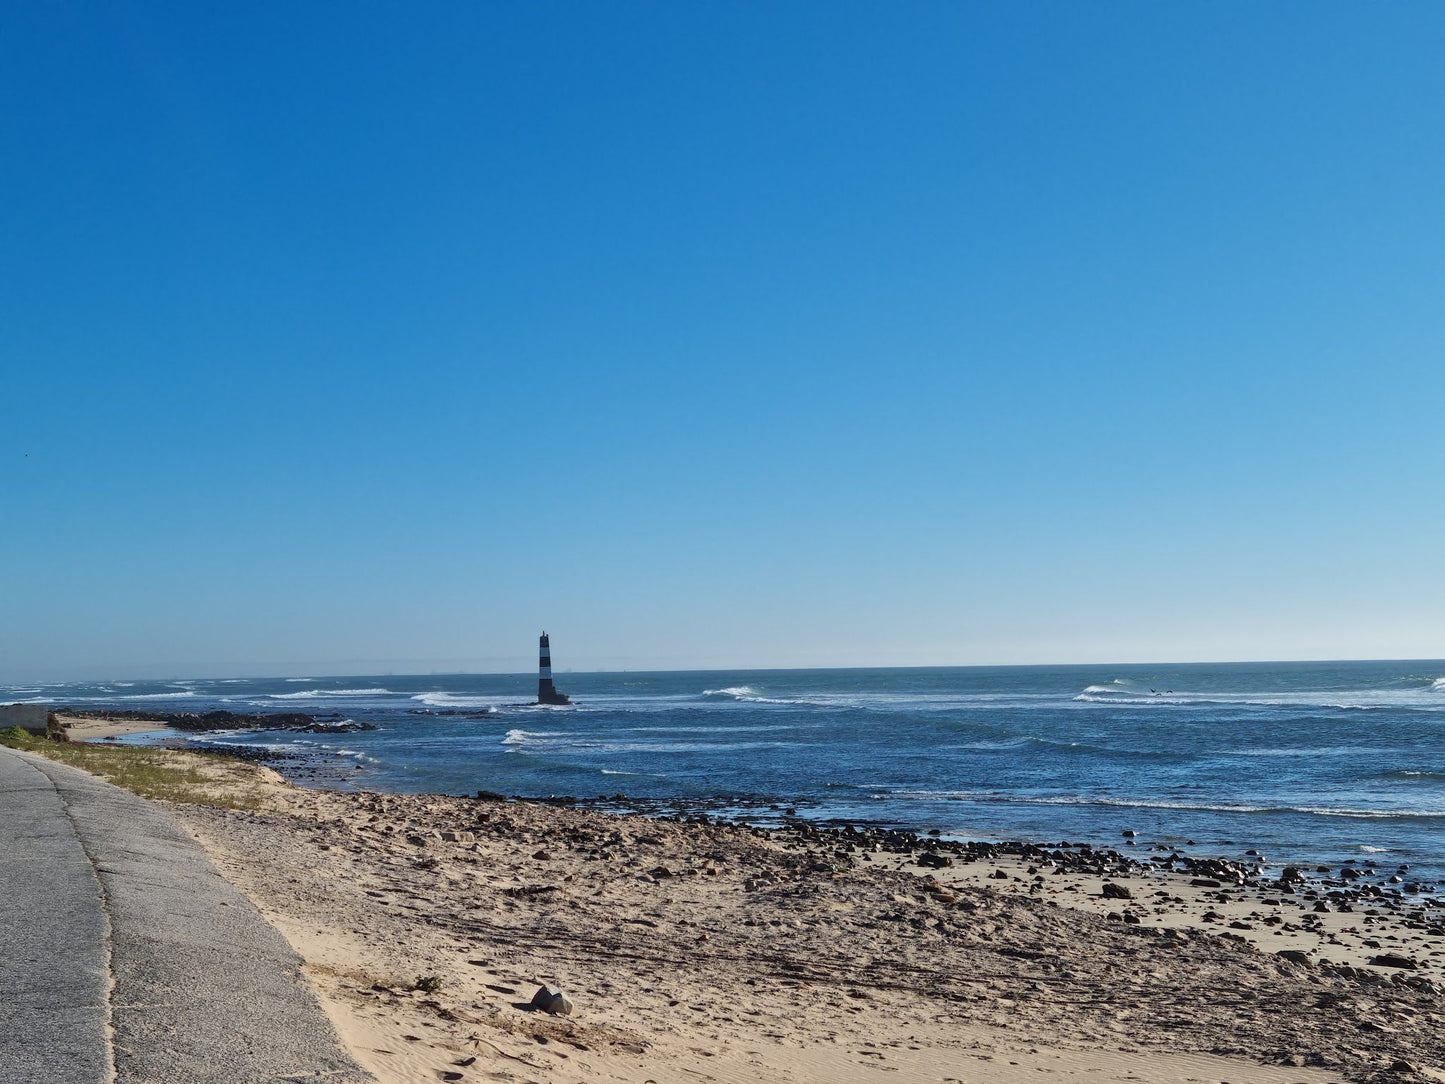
[3,3,1444,679]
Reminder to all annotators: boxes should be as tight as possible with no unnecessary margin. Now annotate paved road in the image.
[0,744,112,1083]
[0,745,371,1083]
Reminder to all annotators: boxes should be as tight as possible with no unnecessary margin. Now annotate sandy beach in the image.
[130,765,1439,1084]
[51,713,172,741]
[13,6,1444,1081]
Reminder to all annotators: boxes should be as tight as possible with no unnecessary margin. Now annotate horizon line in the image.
[6,654,1445,686]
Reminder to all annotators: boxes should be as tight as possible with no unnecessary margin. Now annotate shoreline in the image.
[63,713,1445,947]
[176,731,1445,925]
[176,776,1445,1083]
[54,702,1445,894]
[11,729,1445,1081]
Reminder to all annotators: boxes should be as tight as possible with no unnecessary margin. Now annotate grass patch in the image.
[0,729,273,810]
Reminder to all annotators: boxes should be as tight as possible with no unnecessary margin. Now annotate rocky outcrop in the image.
[58,708,375,733]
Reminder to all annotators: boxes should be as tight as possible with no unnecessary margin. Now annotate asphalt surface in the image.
[0,745,112,1084]
[0,744,371,1083]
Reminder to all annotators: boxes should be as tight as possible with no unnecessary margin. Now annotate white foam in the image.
[412,692,503,710]
[1073,685,1445,711]
[702,686,803,704]
[269,687,392,700]
[626,723,801,734]
[40,691,198,703]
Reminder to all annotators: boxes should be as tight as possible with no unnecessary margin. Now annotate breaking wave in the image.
[411,692,500,710]
[17,691,199,704]
[702,685,800,705]
[502,728,562,747]
[269,687,393,700]
[1073,684,1445,711]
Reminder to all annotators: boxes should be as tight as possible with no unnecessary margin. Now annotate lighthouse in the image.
[536,632,571,705]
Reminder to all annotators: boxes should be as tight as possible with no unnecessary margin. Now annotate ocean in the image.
[8,660,1444,884]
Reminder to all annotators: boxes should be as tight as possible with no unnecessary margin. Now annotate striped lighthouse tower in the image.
[536,632,570,705]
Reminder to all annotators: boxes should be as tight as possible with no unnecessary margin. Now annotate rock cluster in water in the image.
[63,707,376,734]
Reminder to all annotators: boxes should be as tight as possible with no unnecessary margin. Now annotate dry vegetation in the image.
[0,728,277,810]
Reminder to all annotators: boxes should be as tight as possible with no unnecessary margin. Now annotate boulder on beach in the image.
[530,985,574,1015]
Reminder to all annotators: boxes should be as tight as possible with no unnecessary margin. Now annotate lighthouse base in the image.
[536,676,571,705]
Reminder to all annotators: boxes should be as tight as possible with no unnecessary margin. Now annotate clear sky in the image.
[3,3,1444,680]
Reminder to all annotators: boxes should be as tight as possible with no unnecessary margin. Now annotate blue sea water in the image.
[8,661,1444,883]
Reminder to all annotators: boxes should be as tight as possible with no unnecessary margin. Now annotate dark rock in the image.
[1370,953,1418,970]
[59,707,376,734]
[530,985,574,1015]
[1101,882,1132,900]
